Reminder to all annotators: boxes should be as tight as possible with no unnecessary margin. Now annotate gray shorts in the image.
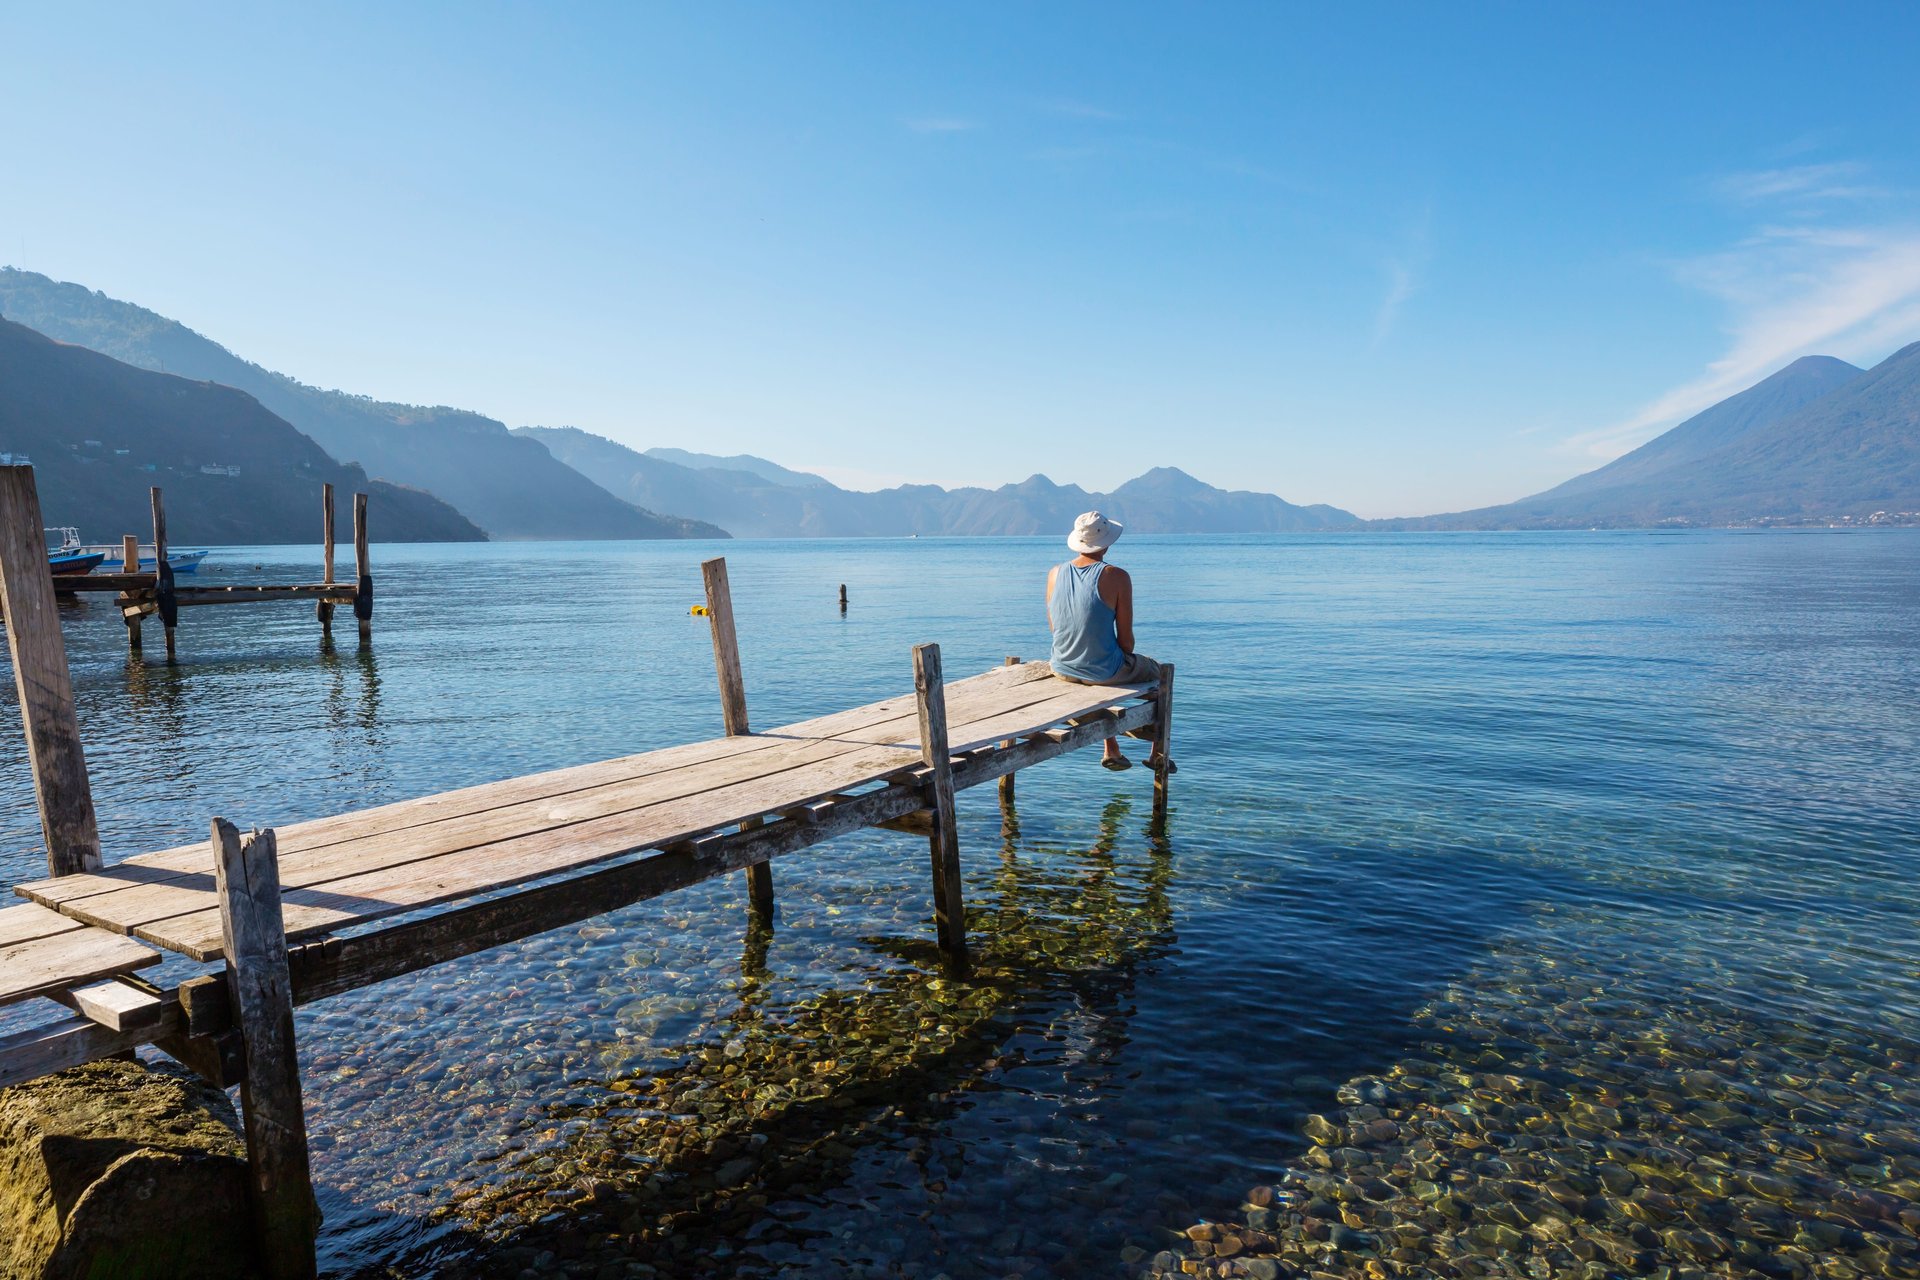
[1052,652,1161,687]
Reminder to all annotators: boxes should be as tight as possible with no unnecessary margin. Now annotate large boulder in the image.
[0,1056,257,1279]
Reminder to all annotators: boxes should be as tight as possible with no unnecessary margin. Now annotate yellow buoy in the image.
[690,605,710,616]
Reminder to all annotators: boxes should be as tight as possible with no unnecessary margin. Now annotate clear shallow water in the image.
[2,532,1917,1279]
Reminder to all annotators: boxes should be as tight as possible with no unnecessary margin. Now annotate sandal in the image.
[1147,754,1178,775]
[1101,755,1133,772]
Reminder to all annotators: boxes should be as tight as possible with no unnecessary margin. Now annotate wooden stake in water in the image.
[150,486,177,658]
[212,820,319,1280]
[0,467,103,877]
[999,655,1019,807]
[122,534,143,651]
[1151,662,1176,825]
[317,483,335,633]
[914,642,967,970]
[703,557,775,921]
[352,492,371,642]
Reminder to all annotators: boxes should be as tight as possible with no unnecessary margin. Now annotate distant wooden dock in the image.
[0,467,1175,1279]
[34,473,373,655]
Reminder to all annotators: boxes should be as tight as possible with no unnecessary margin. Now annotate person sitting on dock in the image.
[1046,511,1173,773]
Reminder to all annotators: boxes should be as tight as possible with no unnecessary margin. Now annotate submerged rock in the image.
[0,1057,257,1279]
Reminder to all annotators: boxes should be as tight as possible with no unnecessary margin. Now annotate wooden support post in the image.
[838,583,847,613]
[1151,663,1176,825]
[702,557,774,919]
[351,492,371,642]
[121,535,142,650]
[150,487,176,657]
[913,642,967,969]
[998,655,1019,807]
[317,483,335,632]
[0,468,103,877]
[212,820,320,1280]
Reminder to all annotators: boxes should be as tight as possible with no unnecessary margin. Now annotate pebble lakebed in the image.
[1,533,1914,1279]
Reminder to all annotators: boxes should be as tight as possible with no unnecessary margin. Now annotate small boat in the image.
[48,550,106,575]
[45,527,208,574]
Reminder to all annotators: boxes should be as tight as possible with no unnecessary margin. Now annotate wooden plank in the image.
[183,699,1156,1014]
[0,467,104,876]
[135,731,942,959]
[174,589,357,607]
[212,821,319,1280]
[52,572,158,593]
[0,901,83,947]
[286,773,931,1005]
[1151,663,1175,824]
[0,927,159,1007]
[20,661,1064,909]
[57,978,167,1032]
[0,1009,179,1091]
[34,668,1110,947]
[121,534,139,573]
[914,643,966,966]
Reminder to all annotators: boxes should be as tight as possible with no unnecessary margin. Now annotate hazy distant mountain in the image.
[644,448,833,489]
[518,425,1360,537]
[0,317,484,543]
[0,269,725,541]
[1387,349,1918,527]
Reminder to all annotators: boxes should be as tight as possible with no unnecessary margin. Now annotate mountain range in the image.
[0,269,723,541]
[515,425,1360,537]
[1384,347,1920,528]
[0,316,483,543]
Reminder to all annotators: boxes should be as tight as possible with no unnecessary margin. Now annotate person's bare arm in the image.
[1106,566,1135,653]
[1045,565,1057,631]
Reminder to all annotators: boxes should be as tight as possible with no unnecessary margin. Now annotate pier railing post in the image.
[0,467,103,877]
[351,492,372,642]
[1151,663,1176,825]
[317,483,335,634]
[913,642,967,970]
[703,557,775,920]
[150,486,177,658]
[212,819,320,1280]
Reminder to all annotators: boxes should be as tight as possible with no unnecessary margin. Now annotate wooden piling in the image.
[998,655,1019,807]
[838,583,847,613]
[121,535,143,651]
[150,487,177,657]
[317,484,335,633]
[0,468,104,877]
[1151,663,1176,825]
[212,820,320,1280]
[351,492,371,642]
[703,557,774,919]
[913,642,966,968]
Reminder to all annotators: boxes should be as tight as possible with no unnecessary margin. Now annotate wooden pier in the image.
[33,473,373,656]
[0,466,1175,1279]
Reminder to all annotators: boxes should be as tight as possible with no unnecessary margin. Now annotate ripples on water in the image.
[2,532,1917,1279]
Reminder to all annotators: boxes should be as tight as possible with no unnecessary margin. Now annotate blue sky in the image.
[4,3,1918,517]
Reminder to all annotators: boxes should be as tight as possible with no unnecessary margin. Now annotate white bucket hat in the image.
[1067,510,1123,555]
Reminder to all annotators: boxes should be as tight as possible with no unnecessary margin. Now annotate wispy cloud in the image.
[1039,98,1119,121]
[1565,205,1920,459]
[904,116,978,135]
[1715,162,1881,204]
[1372,211,1432,346]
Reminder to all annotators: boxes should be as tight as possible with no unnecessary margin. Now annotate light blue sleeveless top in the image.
[1049,561,1125,682]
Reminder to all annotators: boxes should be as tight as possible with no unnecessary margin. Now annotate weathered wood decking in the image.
[15,659,1155,962]
[0,464,1178,1280]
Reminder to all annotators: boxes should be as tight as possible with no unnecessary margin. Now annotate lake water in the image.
[3,532,1918,1279]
